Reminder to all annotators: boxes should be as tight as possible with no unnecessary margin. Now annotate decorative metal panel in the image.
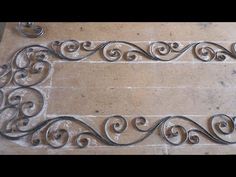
[0,39,236,148]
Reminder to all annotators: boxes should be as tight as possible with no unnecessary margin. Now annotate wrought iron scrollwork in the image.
[50,40,236,62]
[1,40,236,148]
[17,22,44,38]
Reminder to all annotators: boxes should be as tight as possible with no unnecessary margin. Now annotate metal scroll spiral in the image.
[17,22,44,38]
[46,40,236,62]
[0,40,236,148]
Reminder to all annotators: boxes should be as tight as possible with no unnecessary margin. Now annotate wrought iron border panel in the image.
[0,40,236,148]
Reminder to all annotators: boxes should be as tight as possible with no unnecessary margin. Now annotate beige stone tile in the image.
[47,87,236,115]
[51,62,236,88]
[47,87,191,115]
[167,144,236,155]
[0,139,167,154]
[47,146,167,155]
[52,62,193,88]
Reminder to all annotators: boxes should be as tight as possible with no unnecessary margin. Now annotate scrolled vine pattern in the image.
[1,114,236,148]
[0,40,236,148]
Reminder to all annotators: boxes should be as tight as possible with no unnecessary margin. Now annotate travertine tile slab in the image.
[47,87,236,115]
[52,62,236,88]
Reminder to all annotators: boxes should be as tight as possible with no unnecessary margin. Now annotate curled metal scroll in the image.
[17,22,44,38]
[49,40,236,62]
[1,40,236,148]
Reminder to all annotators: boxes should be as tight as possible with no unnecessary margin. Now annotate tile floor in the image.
[1,22,236,154]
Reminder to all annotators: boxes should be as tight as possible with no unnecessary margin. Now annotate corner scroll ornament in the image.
[1,40,236,148]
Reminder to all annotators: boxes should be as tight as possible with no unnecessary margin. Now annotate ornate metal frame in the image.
[1,40,236,149]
